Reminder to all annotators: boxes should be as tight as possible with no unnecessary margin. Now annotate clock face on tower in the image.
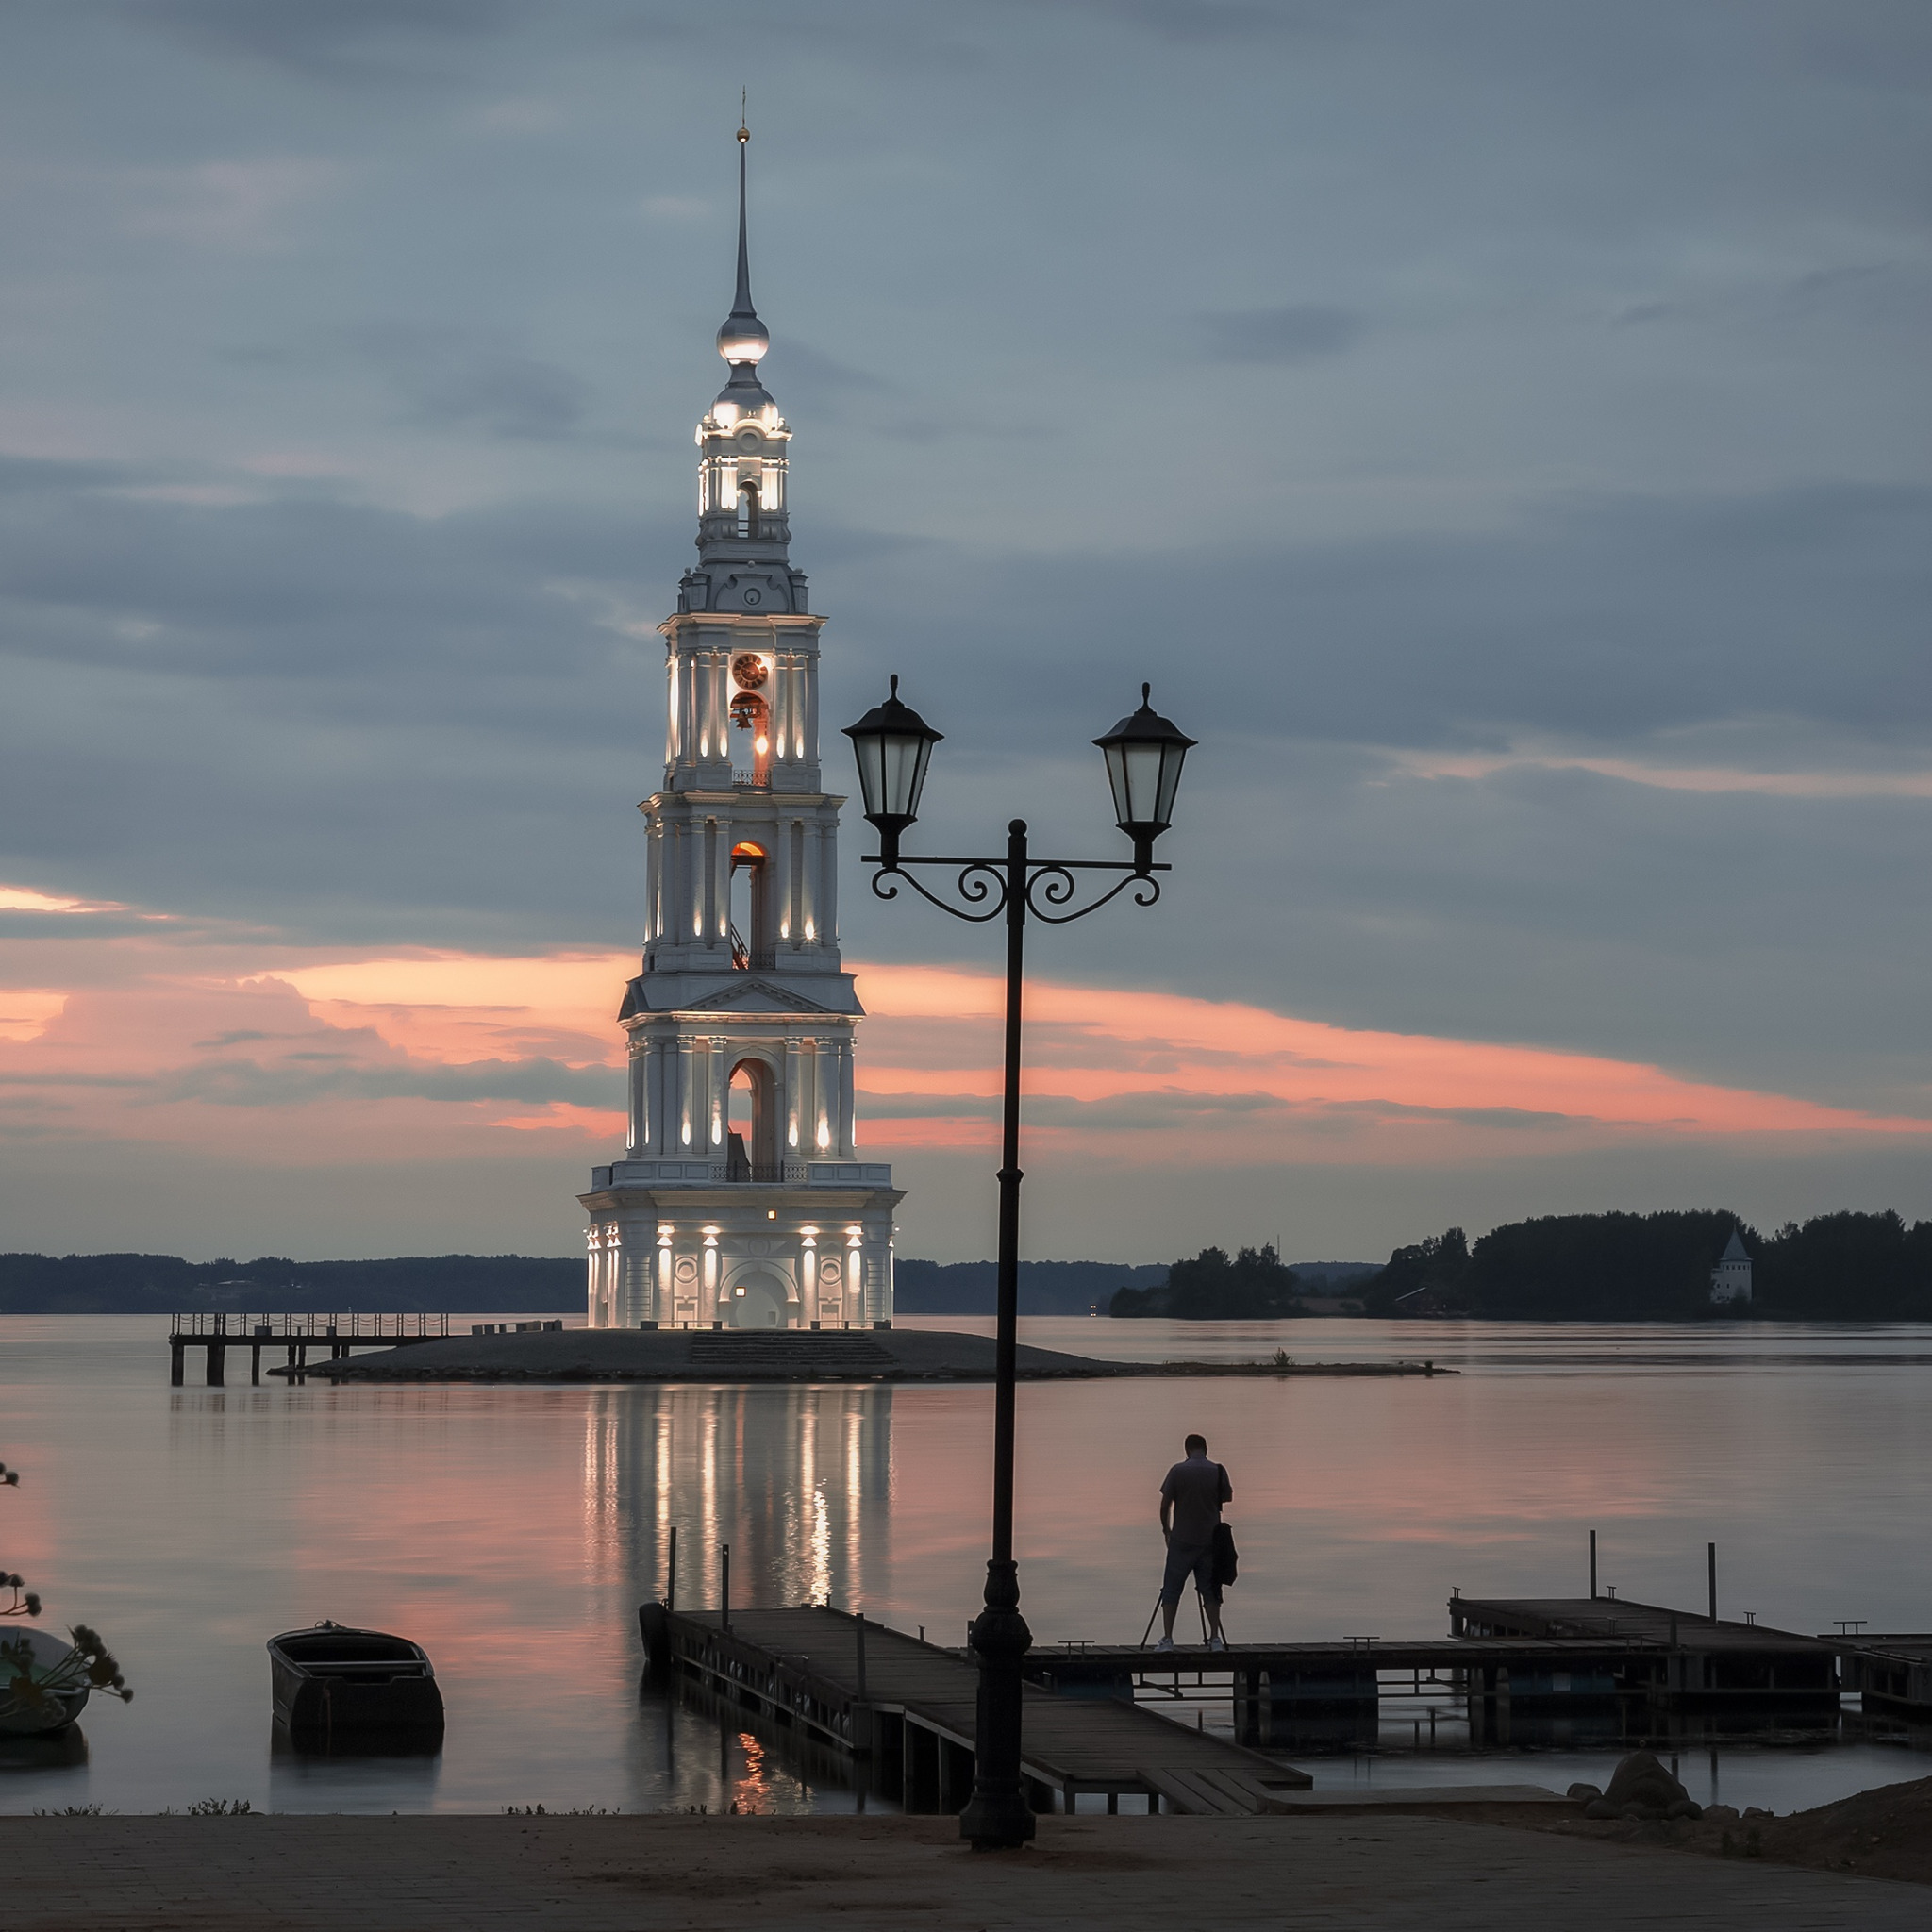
[732,653,769,689]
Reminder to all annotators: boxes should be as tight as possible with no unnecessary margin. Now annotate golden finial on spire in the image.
[739,88,749,143]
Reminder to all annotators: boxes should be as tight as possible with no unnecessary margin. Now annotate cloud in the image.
[118,158,345,251]
[125,0,513,82]
[341,325,594,441]
[854,964,1932,1152]
[1385,745,1932,799]
[1197,304,1368,362]
[155,1052,614,1109]
[6,0,1932,1256]
[0,886,129,914]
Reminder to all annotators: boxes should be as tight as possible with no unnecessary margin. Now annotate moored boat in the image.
[267,1622,443,1739]
[0,1628,91,1736]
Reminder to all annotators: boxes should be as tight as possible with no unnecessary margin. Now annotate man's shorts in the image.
[1161,1538,1220,1607]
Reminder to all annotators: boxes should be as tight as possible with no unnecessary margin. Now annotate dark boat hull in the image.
[268,1625,443,1740]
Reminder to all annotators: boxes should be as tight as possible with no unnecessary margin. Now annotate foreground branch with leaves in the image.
[0,1455,133,1727]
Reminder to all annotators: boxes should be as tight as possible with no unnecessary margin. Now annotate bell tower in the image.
[579,123,901,1332]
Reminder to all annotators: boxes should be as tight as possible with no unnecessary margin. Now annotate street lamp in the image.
[845,678,1193,1851]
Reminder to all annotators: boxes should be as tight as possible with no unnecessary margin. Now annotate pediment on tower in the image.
[680,977,838,1016]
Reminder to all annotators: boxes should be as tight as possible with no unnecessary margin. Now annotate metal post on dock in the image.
[1589,1529,1597,1600]
[856,1612,868,1699]
[721,1542,730,1632]
[665,1526,677,1614]
[1707,1541,1717,1623]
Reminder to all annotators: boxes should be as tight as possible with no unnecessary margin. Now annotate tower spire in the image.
[717,108,769,367]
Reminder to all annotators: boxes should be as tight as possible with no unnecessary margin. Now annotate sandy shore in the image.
[4,1811,1922,1931]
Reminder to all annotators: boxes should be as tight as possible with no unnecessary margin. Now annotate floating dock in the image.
[639,1603,1314,1815]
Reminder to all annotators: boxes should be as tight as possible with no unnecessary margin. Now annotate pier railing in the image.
[168,1312,451,1340]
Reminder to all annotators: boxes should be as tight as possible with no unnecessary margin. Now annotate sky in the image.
[1,1,1928,1266]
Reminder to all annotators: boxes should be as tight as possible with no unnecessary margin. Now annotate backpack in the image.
[1210,1522,1239,1588]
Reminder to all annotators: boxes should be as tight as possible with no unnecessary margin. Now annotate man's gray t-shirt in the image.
[1161,1454,1232,1549]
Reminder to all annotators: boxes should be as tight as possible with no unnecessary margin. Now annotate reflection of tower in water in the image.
[581,1388,892,1624]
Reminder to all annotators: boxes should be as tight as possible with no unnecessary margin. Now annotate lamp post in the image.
[844,677,1193,1850]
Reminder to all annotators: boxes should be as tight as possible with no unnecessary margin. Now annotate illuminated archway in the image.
[727,1054,779,1173]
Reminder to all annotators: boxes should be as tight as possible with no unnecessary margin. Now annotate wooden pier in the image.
[1027,1595,1840,1721]
[639,1604,1314,1815]
[168,1312,451,1387]
[1836,1633,1932,1714]
[639,1587,1930,1814]
[1448,1595,1840,1713]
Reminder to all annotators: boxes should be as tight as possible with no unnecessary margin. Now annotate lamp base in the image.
[958,1559,1036,1850]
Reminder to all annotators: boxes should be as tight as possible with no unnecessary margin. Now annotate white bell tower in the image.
[579,123,901,1331]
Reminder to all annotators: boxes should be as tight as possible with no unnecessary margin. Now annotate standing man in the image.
[1158,1432,1232,1651]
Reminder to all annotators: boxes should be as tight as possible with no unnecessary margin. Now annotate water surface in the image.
[4,1313,1929,1815]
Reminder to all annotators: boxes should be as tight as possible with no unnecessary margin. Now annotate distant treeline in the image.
[894,1259,1168,1317]
[1364,1209,1932,1321]
[0,1253,582,1315]
[1111,1244,1303,1319]
[1,1251,1170,1317]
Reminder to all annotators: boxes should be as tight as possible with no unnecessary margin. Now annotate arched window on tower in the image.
[728,841,771,969]
[738,478,760,539]
[726,1057,777,1175]
[729,687,771,787]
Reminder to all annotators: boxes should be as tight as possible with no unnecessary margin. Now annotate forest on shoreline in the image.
[0,1253,1166,1316]
[1110,1209,1932,1322]
[9,1207,1932,1320]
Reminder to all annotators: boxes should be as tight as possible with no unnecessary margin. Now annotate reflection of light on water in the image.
[582,1395,621,1594]
[736,1731,774,1813]
[810,1479,831,1606]
[568,1387,892,1621]
[844,1407,862,1605]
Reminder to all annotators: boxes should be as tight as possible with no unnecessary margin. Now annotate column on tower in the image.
[819,812,839,952]
[800,821,819,947]
[774,811,792,944]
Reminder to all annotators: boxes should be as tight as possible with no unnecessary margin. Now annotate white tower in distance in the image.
[580,123,901,1332]
[1708,1227,1752,1306]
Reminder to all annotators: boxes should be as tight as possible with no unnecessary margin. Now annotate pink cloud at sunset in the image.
[1387,748,1932,799]
[3,919,1924,1191]
[850,965,1932,1161]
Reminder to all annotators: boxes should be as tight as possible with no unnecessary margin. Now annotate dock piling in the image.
[721,1542,731,1632]
[666,1526,678,1615]
[1589,1529,1597,1600]
[856,1613,868,1699]
[1707,1541,1718,1623]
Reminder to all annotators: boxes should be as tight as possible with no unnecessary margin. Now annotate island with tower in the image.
[577,125,901,1333]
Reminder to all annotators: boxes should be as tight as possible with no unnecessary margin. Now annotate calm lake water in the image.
[5,1313,1932,1816]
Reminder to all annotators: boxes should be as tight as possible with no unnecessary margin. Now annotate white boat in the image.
[0,1627,92,1735]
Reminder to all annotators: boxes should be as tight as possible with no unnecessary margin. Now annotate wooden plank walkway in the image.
[1027,1607,1841,1711]
[1452,1596,1840,1703]
[642,1605,1313,1814]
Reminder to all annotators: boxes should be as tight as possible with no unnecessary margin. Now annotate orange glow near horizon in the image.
[0,935,1924,1172]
